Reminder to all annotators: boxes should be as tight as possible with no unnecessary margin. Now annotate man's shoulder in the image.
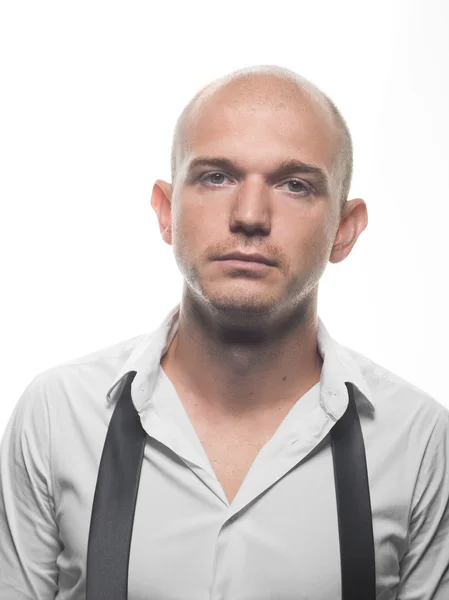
[42,331,146,373]
[338,342,449,424]
[25,331,154,407]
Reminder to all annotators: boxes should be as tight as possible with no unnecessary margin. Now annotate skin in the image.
[151,74,368,430]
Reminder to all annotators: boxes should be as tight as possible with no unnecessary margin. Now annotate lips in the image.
[217,252,276,266]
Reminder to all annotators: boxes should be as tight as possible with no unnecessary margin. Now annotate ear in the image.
[151,179,173,246]
[329,198,368,264]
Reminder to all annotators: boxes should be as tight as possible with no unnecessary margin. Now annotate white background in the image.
[1,0,448,437]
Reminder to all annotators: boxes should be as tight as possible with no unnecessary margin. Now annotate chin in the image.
[204,291,280,317]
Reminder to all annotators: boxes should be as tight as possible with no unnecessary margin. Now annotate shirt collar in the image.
[106,303,375,416]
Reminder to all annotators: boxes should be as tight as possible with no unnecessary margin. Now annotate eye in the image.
[200,172,232,186]
[279,179,314,195]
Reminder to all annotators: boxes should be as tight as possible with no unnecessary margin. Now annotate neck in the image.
[160,289,323,422]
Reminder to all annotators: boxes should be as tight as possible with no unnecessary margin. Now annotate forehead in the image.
[183,85,341,176]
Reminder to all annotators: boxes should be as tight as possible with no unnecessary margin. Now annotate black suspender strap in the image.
[86,371,376,599]
[331,382,376,599]
[86,371,144,600]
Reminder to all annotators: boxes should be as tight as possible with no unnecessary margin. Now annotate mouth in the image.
[216,252,277,266]
[217,258,273,271]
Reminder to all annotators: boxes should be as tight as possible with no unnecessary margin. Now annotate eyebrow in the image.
[185,156,330,194]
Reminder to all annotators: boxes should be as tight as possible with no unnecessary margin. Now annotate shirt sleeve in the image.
[0,375,62,599]
[397,405,449,599]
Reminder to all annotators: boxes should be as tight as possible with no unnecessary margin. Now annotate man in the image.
[1,64,448,599]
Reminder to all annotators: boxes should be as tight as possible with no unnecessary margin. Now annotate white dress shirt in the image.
[1,302,449,599]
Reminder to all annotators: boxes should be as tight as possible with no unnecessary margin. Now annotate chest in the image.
[189,416,281,503]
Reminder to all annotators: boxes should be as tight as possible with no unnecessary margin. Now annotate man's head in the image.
[151,65,367,326]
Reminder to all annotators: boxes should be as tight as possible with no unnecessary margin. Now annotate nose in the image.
[229,178,271,236]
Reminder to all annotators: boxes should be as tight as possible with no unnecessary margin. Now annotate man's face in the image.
[168,86,342,320]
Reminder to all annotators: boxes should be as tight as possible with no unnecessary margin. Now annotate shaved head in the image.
[170,65,353,213]
[151,63,368,342]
